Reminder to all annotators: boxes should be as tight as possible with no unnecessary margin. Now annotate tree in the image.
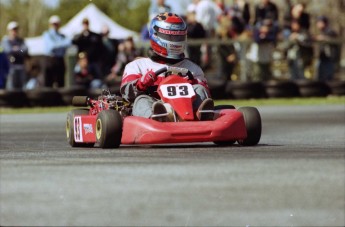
[0,0,150,38]
[0,0,53,37]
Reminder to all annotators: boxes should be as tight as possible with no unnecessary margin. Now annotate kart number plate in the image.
[160,83,195,99]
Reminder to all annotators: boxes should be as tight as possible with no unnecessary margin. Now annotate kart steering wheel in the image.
[154,66,194,81]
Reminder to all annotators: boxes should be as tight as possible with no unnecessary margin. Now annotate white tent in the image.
[25,3,138,56]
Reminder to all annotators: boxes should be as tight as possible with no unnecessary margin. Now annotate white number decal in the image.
[160,83,195,99]
[74,116,83,142]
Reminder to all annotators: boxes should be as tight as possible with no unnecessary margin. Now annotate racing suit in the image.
[120,57,211,118]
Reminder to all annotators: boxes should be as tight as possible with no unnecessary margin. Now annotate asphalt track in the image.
[0,105,344,226]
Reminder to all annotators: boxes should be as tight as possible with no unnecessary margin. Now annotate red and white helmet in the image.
[149,13,187,59]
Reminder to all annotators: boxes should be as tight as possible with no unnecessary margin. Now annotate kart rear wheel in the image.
[237,107,261,146]
[96,110,123,149]
[66,109,95,147]
[72,96,89,107]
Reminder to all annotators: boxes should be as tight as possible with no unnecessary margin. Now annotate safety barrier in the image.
[1,39,344,107]
[0,80,344,108]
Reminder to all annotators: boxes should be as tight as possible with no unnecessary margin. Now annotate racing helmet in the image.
[149,13,187,59]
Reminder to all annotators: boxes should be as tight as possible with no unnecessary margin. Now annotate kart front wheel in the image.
[237,107,261,146]
[213,105,236,146]
[66,109,94,147]
[96,110,123,148]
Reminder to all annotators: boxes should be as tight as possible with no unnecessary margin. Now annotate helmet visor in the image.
[155,27,187,42]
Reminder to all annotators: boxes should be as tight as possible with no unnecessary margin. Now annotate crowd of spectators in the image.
[0,0,342,92]
[180,0,340,83]
[141,0,341,83]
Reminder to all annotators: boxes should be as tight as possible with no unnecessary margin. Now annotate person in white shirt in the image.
[42,15,71,87]
[120,13,214,122]
[1,21,28,90]
[193,0,222,37]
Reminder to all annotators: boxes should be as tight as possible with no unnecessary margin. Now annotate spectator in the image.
[291,3,310,31]
[216,17,238,81]
[74,52,103,89]
[247,19,278,81]
[283,3,310,39]
[191,0,222,69]
[105,37,140,87]
[42,15,71,88]
[287,20,313,80]
[1,21,28,90]
[186,9,206,66]
[72,18,104,79]
[315,16,339,81]
[0,45,9,89]
[227,0,251,33]
[149,0,171,19]
[100,25,121,78]
[254,0,278,25]
[193,0,222,37]
[187,0,198,15]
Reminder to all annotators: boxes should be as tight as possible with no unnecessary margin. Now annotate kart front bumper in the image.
[121,110,247,144]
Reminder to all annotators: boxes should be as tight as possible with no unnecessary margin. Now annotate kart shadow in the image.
[120,143,281,149]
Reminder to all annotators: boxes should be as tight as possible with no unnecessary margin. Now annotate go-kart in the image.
[66,66,262,148]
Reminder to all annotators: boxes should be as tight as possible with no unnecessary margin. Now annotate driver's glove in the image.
[136,70,157,91]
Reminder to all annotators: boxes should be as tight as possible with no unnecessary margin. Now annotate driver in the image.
[120,12,214,122]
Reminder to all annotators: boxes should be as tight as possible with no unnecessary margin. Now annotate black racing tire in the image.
[0,89,28,107]
[96,110,123,149]
[72,96,89,107]
[264,80,299,98]
[66,109,94,148]
[58,86,88,106]
[26,88,62,106]
[237,107,262,146]
[229,81,265,99]
[206,77,227,100]
[327,81,345,96]
[213,104,236,146]
[296,80,330,97]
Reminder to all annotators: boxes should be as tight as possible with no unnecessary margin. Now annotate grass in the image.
[216,96,345,107]
[0,96,344,115]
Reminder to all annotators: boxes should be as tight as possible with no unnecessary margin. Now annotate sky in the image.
[43,0,60,8]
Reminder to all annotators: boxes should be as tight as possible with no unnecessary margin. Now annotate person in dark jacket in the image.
[0,45,10,89]
[99,25,121,78]
[186,10,206,66]
[315,16,339,81]
[254,0,278,25]
[283,3,310,39]
[72,18,104,78]
[287,20,313,80]
[73,52,103,89]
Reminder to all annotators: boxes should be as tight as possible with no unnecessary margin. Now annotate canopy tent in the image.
[25,3,137,56]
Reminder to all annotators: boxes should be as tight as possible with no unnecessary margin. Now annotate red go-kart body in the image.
[66,68,261,148]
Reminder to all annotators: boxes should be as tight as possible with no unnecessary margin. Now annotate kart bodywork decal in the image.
[74,116,83,142]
